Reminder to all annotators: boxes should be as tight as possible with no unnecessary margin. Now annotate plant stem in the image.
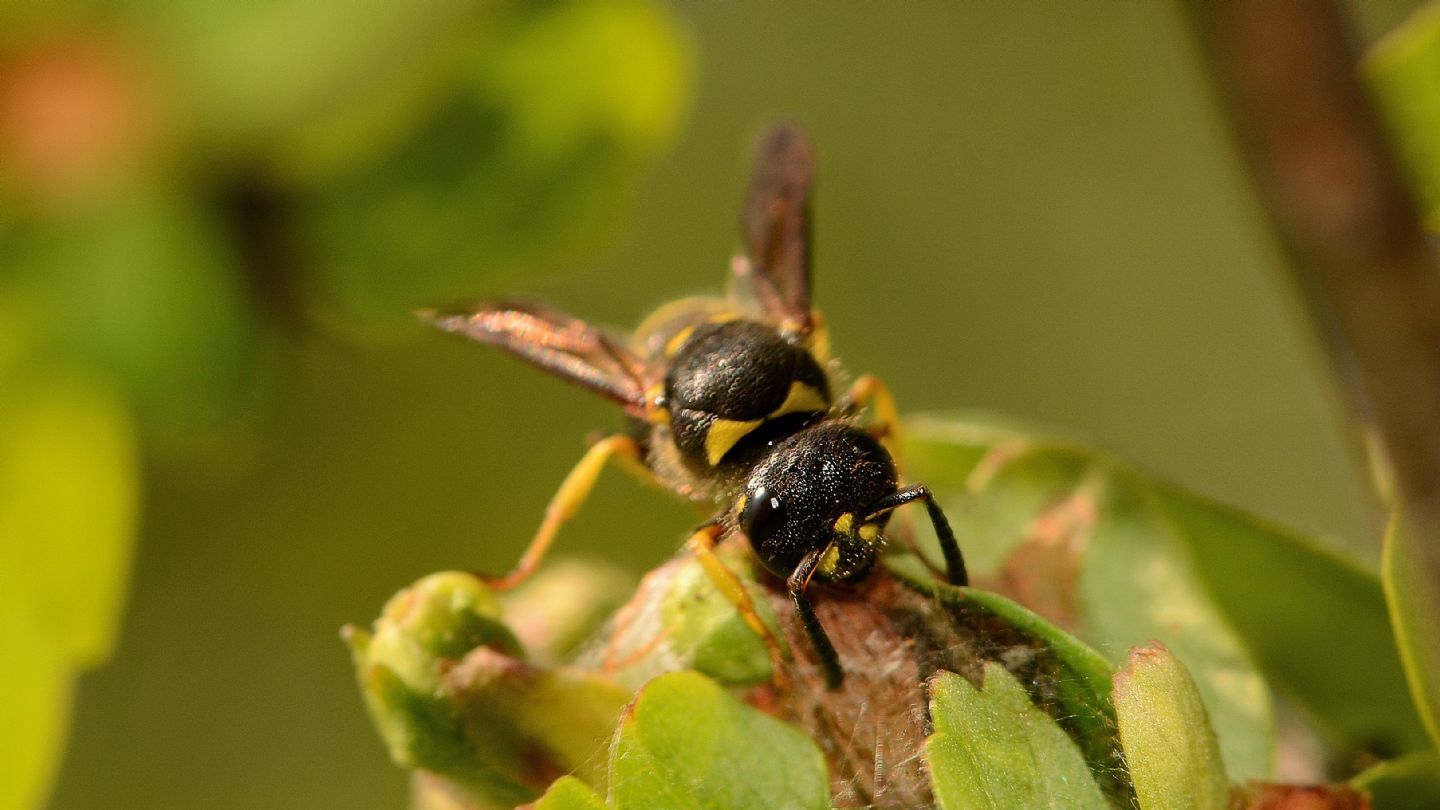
[1181,0,1440,689]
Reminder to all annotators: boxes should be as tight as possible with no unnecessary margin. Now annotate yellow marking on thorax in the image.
[664,325,698,358]
[771,381,828,418]
[833,512,855,535]
[700,383,829,467]
[705,417,764,465]
[816,543,843,578]
[859,523,881,543]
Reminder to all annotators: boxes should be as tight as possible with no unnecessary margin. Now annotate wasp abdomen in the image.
[665,320,830,468]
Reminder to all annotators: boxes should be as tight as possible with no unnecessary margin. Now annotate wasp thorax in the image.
[736,422,898,583]
[665,320,831,469]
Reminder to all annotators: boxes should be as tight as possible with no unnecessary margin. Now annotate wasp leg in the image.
[789,546,843,689]
[486,435,644,591]
[865,484,968,586]
[687,522,789,688]
[839,374,904,455]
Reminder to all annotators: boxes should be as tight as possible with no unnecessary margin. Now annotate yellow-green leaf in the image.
[0,368,139,810]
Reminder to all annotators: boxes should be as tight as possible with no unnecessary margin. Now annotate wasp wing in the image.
[741,124,816,334]
[421,302,650,415]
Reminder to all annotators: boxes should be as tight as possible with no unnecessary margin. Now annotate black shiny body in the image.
[665,320,831,472]
[740,422,896,582]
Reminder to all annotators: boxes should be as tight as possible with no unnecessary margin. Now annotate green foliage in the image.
[906,413,1428,760]
[0,365,138,810]
[925,666,1110,810]
[1382,513,1440,750]
[890,562,1124,792]
[582,544,778,690]
[1368,2,1440,227]
[1352,750,1440,810]
[345,571,632,806]
[0,1,692,804]
[607,672,829,810]
[529,777,608,810]
[1113,643,1228,810]
[347,411,1440,808]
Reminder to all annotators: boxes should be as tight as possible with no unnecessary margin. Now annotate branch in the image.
[1181,0,1440,637]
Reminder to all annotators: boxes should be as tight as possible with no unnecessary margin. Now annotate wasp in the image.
[424,125,967,688]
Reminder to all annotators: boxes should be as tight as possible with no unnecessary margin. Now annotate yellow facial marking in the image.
[833,512,855,535]
[664,325,698,358]
[771,382,828,419]
[705,417,763,465]
[859,523,881,543]
[817,544,842,577]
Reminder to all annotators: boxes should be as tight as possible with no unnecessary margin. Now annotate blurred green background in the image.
[0,1,1426,808]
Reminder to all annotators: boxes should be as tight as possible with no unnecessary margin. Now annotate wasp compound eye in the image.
[740,485,786,542]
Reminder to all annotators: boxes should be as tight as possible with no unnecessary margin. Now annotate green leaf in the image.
[907,412,1427,758]
[0,367,139,810]
[1382,512,1440,750]
[1085,472,1273,781]
[347,571,634,806]
[529,776,609,810]
[608,671,829,810]
[446,650,631,795]
[1352,750,1440,810]
[346,573,540,806]
[1367,2,1440,227]
[577,547,779,690]
[925,665,1109,810]
[888,563,1127,800]
[1113,643,1229,810]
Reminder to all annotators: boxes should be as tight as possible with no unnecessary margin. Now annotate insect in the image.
[424,125,967,688]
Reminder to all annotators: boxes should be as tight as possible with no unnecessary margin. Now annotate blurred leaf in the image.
[501,558,634,665]
[1366,2,1440,227]
[0,365,139,810]
[1086,471,1273,781]
[907,413,1428,757]
[1113,643,1229,810]
[1381,512,1440,750]
[0,606,70,810]
[445,649,630,795]
[528,776,608,810]
[924,665,1109,810]
[609,670,829,810]
[114,0,481,161]
[1351,750,1440,810]
[475,0,690,160]
[306,0,692,333]
[0,187,258,439]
